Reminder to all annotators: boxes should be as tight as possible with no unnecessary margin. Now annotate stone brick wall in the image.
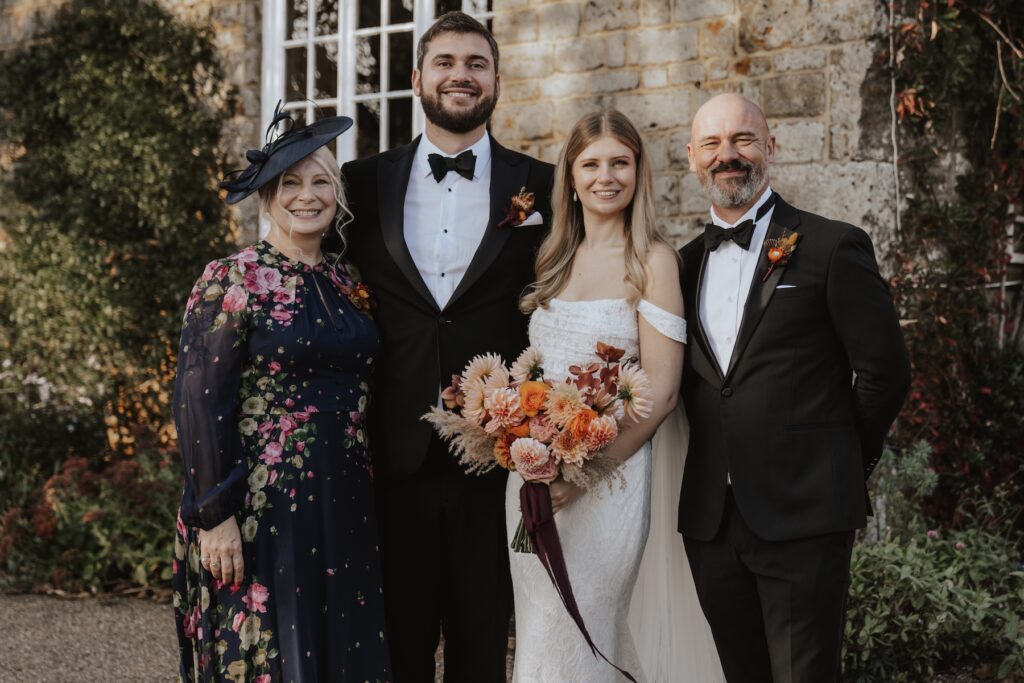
[490,0,898,247]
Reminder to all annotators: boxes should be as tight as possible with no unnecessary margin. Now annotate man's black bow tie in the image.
[427,150,476,183]
[704,219,756,251]
[702,192,779,252]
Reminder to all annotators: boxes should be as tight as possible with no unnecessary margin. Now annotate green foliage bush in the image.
[844,444,1024,681]
[0,0,231,591]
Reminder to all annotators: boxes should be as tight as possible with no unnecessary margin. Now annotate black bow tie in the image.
[704,219,755,251]
[427,150,476,183]
[702,192,779,251]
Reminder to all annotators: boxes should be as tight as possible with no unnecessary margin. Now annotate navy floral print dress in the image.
[171,240,390,682]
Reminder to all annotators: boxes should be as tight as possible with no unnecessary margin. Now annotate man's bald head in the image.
[690,94,770,144]
[687,94,775,218]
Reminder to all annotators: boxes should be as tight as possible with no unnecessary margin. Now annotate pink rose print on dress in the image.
[222,285,248,313]
[242,583,270,613]
[260,441,283,465]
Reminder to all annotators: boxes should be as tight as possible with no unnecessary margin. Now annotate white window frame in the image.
[261,0,494,165]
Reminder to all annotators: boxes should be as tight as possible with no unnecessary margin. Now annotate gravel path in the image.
[0,593,514,682]
[0,594,177,682]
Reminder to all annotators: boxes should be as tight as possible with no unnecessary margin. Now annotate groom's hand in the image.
[549,478,583,513]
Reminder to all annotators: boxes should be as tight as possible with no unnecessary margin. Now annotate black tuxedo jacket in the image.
[678,196,911,542]
[341,136,554,476]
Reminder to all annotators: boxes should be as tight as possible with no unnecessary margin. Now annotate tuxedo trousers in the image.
[375,434,512,683]
[684,489,854,683]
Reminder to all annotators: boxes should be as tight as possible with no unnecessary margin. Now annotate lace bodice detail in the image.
[529,298,686,379]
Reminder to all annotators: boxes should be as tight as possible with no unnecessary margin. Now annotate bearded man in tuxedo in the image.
[341,11,553,682]
[677,93,911,682]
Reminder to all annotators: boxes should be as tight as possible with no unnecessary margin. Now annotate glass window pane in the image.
[387,31,413,94]
[287,0,309,39]
[286,47,309,103]
[357,101,381,158]
[388,97,412,148]
[358,0,381,28]
[435,0,460,15]
[315,0,338,36]
[355,34,380,95]
[285,107,306,129]
[465,0,491,13]
[314,105,339,155]
[314,42,339,99]
[390,0,413,23]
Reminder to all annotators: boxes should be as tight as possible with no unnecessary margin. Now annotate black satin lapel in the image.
[378,138,439,311]
[692,246,725,382]
[724,202,802,379]
[444,140,525,310]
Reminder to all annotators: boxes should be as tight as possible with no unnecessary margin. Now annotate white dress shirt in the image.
[698,185,776,373]
[404,131,492,310]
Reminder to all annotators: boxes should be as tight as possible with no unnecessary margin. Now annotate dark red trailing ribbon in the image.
[519,481,637,682]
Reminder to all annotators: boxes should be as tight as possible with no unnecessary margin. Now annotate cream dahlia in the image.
[510,346,544,383]
[545,383,585,427]
[509,438,559,483]
[483,387,525,434]
[617,363,653,423]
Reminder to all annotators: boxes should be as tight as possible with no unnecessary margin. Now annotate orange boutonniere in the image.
[342,281,374,313]
[497,187,536,228]
[762,230,800,281]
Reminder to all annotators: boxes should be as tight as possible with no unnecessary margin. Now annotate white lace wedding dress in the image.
[505,298,724,683]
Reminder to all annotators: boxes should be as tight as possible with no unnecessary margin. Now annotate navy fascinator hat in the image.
[220,101,353,205]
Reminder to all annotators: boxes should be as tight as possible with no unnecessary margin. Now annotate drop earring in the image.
[572,190,578,202]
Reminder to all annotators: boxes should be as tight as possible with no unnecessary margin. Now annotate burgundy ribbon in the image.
[519,481,637,682]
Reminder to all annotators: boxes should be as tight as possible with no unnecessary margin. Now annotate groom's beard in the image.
[420,85,498,135]
[697,159,766,209]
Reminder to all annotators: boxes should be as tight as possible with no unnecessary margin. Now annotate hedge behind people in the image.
[0,0,231,591]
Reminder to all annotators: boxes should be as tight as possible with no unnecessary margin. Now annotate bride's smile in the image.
[571,135,638,222]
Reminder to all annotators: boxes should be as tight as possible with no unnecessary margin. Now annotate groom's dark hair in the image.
[416,11,499,74]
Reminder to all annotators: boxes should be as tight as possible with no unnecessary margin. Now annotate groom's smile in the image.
[413,31,500,136]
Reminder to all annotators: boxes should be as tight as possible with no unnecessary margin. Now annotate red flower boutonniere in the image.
[762,230,800,282]
[342,281,374,313]
[498,187,536,228]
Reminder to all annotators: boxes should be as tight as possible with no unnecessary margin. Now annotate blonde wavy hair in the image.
[258,146,353,256]
[521,109,671,313]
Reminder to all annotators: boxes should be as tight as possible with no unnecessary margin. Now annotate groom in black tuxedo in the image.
[677,94,910,682]
[341,12,553,682]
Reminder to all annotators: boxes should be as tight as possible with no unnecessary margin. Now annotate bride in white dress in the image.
[507,110,724,682]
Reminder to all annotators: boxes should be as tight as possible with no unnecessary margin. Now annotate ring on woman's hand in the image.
[209,559,220,567]
[200,555,210,564]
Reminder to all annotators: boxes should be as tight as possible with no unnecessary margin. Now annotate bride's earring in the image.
[572,190,578,203]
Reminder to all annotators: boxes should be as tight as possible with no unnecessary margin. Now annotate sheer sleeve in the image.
[638,299,688,343]
[173,259,250,530]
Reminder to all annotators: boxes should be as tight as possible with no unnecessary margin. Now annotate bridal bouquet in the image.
[422,342,649,681]
[422,342,653,551]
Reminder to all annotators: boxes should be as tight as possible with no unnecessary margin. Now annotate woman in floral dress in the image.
[171,107,390,682]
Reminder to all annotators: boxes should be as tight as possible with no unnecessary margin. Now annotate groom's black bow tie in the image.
[702,191,778,251]
[427,150,476,183]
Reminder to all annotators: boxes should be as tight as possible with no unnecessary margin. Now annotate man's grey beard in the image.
[698,161,767,209]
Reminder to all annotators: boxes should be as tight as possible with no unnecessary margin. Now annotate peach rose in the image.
[519,381,548,417]
[508,421,531,438]
[566,408,597,441]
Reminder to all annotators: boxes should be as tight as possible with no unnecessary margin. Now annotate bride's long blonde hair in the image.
[520,109,670,313]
